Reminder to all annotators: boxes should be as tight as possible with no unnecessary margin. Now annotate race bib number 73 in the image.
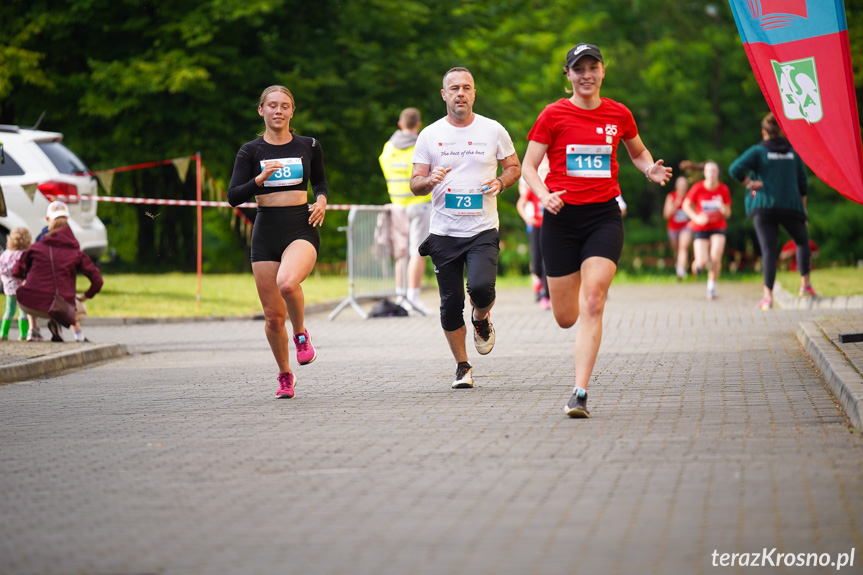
[566,144,612,178]
[261,157,303,187]
[445,185,483,216]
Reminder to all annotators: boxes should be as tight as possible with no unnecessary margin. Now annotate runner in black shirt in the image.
[229,85,328,399]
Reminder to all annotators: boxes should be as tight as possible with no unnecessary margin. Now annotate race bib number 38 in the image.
[566,144,612,178]
[261,157,303,186]
[445,186,483,216]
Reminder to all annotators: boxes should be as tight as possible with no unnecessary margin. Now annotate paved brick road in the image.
[1,283,861,575]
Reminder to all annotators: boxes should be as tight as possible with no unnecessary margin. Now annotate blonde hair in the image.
[48,216,69,235]
[258,85,296,134]
[7,227,32,250]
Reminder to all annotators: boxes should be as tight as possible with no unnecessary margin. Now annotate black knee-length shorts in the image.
[419,229,499,332]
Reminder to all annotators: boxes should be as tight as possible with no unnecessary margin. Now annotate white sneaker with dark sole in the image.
[471,310,495,355]
[452,362,473,389]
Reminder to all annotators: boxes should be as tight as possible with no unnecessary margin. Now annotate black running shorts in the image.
[693,230,725,240]
[251,205,320,262]
[540,199,624,277]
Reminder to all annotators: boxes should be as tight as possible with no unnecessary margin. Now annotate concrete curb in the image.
[775,282,863,310]
[0,343,128,384]
[83,315,263,326]
[796,320,863,430]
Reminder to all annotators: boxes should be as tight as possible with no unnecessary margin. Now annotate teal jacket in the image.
[729,137,808,218]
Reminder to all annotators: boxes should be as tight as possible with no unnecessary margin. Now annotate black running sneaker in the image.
[565,390,590,418]
[471,309,495,355]
[452,361,474,389]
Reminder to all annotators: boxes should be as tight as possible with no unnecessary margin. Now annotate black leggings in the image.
[419,230,499,332]
[752,212,810,290]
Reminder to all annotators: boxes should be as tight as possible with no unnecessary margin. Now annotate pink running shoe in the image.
[293,329,317,365]
[758,297,773,311]
[799,285,818,297]
[276,371,296,398]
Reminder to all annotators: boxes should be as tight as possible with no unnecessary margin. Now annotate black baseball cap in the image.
[565,43,604,68]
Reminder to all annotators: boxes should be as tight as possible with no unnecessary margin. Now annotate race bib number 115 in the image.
[566,144,612,178]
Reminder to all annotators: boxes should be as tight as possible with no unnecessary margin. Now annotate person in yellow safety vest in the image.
[379,107,431,314]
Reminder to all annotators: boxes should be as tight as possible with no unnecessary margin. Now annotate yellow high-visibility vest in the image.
[379,141,430,207]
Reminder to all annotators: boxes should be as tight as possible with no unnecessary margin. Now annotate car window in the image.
[0,152,26,176]
[36,141,90,175]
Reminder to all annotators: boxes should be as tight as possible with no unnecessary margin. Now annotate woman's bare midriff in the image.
[255,189,310,207]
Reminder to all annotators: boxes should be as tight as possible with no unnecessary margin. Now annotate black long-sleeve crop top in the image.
[227,135,328,207]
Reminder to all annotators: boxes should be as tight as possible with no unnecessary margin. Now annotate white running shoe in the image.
[471,309,495,355]
[452,362,473,389]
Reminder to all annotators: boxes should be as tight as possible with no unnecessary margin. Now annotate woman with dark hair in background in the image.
[729,112,814,310]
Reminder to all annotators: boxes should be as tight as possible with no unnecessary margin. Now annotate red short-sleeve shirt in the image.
[666,190,690,232]
[527,98,638,205]
[684,181,731,232]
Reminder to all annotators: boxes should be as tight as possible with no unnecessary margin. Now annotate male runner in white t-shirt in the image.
[410,67,521,389]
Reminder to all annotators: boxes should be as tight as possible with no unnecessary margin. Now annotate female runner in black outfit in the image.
[229,85,328,399]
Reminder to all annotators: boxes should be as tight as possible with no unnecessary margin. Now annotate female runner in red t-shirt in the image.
[681,161,731,300]
[664,175,693,280]
[522,43,672,418]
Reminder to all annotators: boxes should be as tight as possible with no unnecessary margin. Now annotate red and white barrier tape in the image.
[67,195,255,208]
[61,195,379,211]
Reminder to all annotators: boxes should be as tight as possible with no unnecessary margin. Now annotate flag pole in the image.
[196,152,203,309]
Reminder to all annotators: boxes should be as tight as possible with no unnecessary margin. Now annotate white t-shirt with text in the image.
[412,114,516,237]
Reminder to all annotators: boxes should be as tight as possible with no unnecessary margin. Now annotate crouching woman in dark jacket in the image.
[13,201,103,342]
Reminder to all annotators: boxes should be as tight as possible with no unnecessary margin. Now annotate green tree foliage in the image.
[1,0,862,270]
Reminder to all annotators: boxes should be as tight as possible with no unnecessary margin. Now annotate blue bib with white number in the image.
[566,144,612,178]
[444,185,483,216]
[261,157,303,187]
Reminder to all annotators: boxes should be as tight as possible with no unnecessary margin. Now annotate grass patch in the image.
[4,266,857,319]
[76,272,349,318]
[777,266,863,297]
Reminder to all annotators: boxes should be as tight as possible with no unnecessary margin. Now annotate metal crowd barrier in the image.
[328,205,406,320]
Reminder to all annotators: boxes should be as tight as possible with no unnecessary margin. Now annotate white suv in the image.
[0,125,108,258]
